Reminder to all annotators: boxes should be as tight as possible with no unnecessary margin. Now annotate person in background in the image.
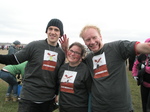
[60,25,150,112]
[0,61,27,102]
[8,40,21,55]
[0,18,66,112]
[58,42,92,112]
[132,38,150,112]
[5,40,21,101]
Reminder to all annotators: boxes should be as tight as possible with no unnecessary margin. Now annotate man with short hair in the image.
[79,25,150,112]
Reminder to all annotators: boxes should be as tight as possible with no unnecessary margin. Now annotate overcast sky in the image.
[0,0,150,45]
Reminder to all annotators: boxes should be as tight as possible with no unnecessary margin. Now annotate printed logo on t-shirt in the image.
[42,50,58,71]
[60,70,77,93]
[92,52,109,78]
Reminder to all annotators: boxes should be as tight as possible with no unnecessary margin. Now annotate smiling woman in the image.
[58,42,92,112]
[67,46,83,67]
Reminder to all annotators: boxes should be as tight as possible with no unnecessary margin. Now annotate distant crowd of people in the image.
[0,18,150,112]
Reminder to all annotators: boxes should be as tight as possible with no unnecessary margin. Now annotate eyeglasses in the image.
[68,49,81,55]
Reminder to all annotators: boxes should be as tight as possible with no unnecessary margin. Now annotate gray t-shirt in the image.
[58,62,92,112]
[15,39,65,102]
[85,40,136,112]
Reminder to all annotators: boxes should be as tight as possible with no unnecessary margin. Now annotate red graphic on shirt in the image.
[60,74,74,93]
[60,82,74,93]
[64,75,73,82]
[42,61,56,71]
[42,51,57,71]
[47,53,56,60]
[93,56,109,78]
[95,57,101,63]
[94,64,109,78]
[94,58,101,69]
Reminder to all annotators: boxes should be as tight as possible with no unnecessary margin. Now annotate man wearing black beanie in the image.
[45,19,64,37]
[0,18,66,112]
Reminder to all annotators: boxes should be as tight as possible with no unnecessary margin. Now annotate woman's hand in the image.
[59,34,69,54]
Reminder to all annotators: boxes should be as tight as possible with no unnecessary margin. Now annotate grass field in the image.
[0,50,142,112]
[0,50,19,112]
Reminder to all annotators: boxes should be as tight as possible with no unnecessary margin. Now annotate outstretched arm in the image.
[136,42,150,54]
[0,54,19,65]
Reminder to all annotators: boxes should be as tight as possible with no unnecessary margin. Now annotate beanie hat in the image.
[45,18,64,37]
[13,40,21,45]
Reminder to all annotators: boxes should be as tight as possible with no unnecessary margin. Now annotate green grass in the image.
[0,71,142,112]
[128,70,142,112]
[0,79,59,112]
[0,80,19,112]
